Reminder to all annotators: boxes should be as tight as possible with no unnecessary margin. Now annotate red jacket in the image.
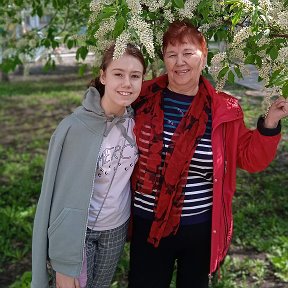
[132,75,281,274]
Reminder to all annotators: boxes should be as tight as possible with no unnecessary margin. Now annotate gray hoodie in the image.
[31,87,134,288]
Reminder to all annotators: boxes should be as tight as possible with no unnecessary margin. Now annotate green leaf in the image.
[76,46,88,61]
[67,39,74,49]
[232,9,243,26]
[173,0,184,9]
[113,16,125,38]
[227,70,235,84]
[267,46,278,61]
[42,38,51,48]
[218,66,229,79]
[282,82,288,99]
[51,40,59,49]
[255,55,262,67]
[36,6,43,18]
[234,66,243,79]
[78,64,87,76]
[244,54,255,65]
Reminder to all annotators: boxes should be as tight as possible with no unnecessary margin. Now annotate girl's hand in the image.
[264,97,288,128]
[56,272,80,288]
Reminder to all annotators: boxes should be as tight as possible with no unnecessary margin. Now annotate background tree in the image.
[0,0,90,79]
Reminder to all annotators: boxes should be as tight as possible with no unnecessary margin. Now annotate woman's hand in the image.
[56,272,80,288]
[264,97,288,128]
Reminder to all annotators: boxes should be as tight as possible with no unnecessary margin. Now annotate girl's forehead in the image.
[107,54,144,72]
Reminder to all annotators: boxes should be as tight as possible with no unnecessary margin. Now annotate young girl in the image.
[31,43,146,288]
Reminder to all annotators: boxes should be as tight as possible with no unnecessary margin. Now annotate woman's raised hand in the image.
[264,96,288,128]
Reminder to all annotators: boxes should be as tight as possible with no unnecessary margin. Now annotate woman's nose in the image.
[176,54,185,65]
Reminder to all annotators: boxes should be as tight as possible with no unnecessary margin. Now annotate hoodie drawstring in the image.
[103,115,136,147]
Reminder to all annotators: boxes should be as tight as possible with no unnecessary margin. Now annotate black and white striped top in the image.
[133,88,213,225]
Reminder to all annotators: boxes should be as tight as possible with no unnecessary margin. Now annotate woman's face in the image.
[163,40,206,95]
[100,54,144,116]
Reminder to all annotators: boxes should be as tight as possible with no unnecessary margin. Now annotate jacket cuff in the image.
[257,116,281,136]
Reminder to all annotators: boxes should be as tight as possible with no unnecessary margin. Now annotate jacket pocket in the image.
[48,208,86,263]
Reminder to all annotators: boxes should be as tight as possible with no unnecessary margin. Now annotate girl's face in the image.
[100,54,144,116]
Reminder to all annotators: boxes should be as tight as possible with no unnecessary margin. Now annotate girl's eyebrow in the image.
[112,68,143,73]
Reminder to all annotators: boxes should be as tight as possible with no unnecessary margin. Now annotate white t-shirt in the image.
[87,116,138,230]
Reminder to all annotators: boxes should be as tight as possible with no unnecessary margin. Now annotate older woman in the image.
[128,21,288,288]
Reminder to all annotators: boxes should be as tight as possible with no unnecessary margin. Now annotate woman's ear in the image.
[100,69,106,85]
[202,55,207,70]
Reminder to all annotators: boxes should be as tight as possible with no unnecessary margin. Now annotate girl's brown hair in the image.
[89,43,146,96]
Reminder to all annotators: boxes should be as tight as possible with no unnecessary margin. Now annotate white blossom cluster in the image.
[163,9,175,23]
[231,27,253,49]
[210,52,227,76]
[94,17,116,41]
[126,0,142,14]
[2,48,16,58]
[273,11,288,32]
[15,38,28,49]
[28,39,37,48]
[259,0,288,32]
[257,36,270,47]
[155,29,164,47]
[238,63,250,77]
[229,47,245,63]
[177,0,201,20]
[128,14,155,58]
[113,31,131,60]
[276,47,288,64]
[70,34,87,42]
[258,59,271,86]
[199,18,223,34]
[210,52,228,90]
[258,0,272,11]
[239,0,253,9]
[89,0,104,16]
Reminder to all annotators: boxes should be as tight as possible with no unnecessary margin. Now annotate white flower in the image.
[16,38,28,49]
[163,9,175,23]
[258,59,271,85]
[240,0,253,9]
[231,27,253,49]
[276,47,288,64]
[210,52,227,79]
[128,14,155,58]
[94,17,116,40]
[113,31,131,60]
[199,18,222,34]
[258,0,272,11]
[126,0,142,14]
[177,0,201,20]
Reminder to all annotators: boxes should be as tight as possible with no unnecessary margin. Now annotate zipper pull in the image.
[208,273,213,287]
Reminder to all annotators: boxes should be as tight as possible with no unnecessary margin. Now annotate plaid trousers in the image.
[85,219,129,288]
[50,219,129,288]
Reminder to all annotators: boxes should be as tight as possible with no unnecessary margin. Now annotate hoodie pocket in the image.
[48,208,86,263]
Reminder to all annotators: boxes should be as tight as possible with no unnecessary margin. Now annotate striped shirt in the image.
[133,88,213,225]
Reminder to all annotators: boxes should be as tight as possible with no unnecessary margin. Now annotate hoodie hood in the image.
[74,87,136,146]
[82,86,134,118]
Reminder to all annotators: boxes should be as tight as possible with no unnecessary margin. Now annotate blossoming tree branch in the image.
[86,0,288,98]
[1,0,287,99]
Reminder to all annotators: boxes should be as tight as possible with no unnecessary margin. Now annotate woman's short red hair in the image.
[163,21,208,56]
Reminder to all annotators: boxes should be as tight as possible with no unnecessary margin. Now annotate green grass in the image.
[0,76,287,288]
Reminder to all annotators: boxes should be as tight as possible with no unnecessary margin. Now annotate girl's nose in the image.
[122,76,132,87]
